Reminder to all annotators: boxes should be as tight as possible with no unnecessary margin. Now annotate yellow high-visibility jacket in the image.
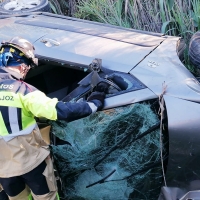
[0,68,96,177]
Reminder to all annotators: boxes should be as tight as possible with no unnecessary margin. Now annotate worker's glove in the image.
[95,82,110,93]
[87,81,109,110]
[87,91,106,111]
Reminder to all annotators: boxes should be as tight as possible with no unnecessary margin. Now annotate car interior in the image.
[25,59,146,102]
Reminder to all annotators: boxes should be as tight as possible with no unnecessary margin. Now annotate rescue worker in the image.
[0,36,106,200]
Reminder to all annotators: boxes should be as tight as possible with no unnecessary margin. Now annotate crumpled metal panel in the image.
[130,37,200,103]
[160,95,200,199]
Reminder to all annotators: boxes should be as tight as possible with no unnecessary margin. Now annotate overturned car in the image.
[0,12,200,200]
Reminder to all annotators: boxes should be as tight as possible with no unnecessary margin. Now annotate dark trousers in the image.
[0,161,50,197]
[0,190,8,200]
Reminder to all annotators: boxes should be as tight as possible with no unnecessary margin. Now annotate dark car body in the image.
[1,12,200,200]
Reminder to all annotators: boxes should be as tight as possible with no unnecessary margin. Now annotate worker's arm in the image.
[21,90,105,122]
[56,90,105,122]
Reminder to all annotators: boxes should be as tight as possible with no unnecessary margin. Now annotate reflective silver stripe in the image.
[0,123,37,142]
[8,107,20,132]
[87,102,97,113]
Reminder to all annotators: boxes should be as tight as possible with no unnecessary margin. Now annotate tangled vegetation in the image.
[50,0,199,36]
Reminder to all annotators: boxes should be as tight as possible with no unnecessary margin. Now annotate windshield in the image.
[51,101,165,200]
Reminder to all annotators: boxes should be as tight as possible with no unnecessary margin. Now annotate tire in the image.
[189,31,200,69]
[0,0,51,15]
[177,38,186,62]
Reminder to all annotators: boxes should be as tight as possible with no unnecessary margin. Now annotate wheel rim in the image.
[4,0,41,11]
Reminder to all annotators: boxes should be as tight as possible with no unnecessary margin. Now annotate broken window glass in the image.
[50,102,164,200]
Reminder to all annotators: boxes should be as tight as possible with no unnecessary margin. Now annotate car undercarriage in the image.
[1,12,200,200]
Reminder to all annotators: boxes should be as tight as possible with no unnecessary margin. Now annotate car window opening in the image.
[25,61,144,102]
[25,63,90,100]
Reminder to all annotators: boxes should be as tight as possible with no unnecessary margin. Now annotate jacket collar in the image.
[0,67,22,80]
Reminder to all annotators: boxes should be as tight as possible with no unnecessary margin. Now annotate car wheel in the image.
[177,38,186,62]
[189,31,200,70]
[0,0,51,15]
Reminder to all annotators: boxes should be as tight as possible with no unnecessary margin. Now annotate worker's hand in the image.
[95,82,110,93]
[87,81,109,111]
[87,91,106,110]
